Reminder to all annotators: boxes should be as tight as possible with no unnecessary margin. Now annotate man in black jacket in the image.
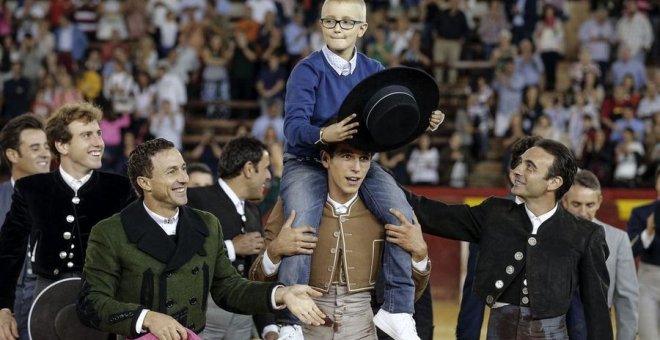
[387,138,612,340]
[0,102,134,340]
[187,137,279,340]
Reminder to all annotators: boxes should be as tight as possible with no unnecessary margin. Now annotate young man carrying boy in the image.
[280,1,442,338]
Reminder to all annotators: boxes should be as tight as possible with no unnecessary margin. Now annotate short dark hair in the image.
[320,142,372,159]
[45,102,102,160]
[0,114,45,168]
[127,138,175,197]
[217,137,267,179]
[534,139,578,201]
[573,169,601,192]
[510,136,542,170]
[187,162,212,176]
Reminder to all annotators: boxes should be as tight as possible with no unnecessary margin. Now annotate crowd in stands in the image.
[0,0,658,188]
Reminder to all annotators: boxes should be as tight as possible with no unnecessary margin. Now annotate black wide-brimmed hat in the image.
[29,277,109,340]
[336,67,439,152]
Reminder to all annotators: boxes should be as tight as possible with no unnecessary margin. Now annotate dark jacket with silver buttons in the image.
[407,194,612,340]
[0,170,133,309]
[76,200,278,337]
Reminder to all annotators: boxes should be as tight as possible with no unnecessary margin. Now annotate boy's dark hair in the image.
[45,102,102,160]
[217,137,267,180]
[573,170,601,192]
[534,139,578,202]
[127,138,175,197]
[187,162,213,176]
[509,136,542,170]
[320,142,372,159]
[0,114,45,169]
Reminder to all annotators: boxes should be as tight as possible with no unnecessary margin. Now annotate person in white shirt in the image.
[616,0,654,63]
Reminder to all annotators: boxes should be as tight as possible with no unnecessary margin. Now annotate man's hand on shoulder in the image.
[275,285,325,326]
[142,311,188,340]
[268,211,317,263]
[0,309,18,340]
[385,209,428,262]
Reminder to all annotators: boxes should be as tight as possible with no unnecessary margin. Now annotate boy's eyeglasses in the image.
[320,18,363,30]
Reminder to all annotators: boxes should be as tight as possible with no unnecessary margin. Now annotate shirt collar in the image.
[218,178,245,215]
[322,45,357,76]
[143,202,179,235]
[10,177,15,187]
[524,203,558,225]
[59,166,93,192]
[327,193,359,215]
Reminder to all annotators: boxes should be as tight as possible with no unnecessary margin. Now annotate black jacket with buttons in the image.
[406,194,613,340]
[0,170,134,309]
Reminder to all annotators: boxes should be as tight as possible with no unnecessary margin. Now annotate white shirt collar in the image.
[59,166,93,193]
[218,178,245,216]
[327,193,359,215]
[143,201,179,236]
[322,45,357,76]
[10,177,15,187]
[524,203,558,235]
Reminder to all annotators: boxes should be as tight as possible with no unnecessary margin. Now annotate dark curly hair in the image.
[217,137,267,180]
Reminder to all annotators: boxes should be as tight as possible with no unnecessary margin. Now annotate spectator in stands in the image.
[490,29,517,73]
[51,71,83,109]
[602,85,635,133]
[543,91,570,135]
[569,48,601,92]
[621,73,643,106]
[99,108,130,173]
[389,15,415,58]
[154,61,186,112]
[493,57,524,137]
[504,0,537,44]
[578,5,615,77]
[150,99,184,150]
[582,128,614,186]
[520,85,542,135]
[611,45,647,91]
[252,98,285,143]
[54,15,87,74]
[638,82,660,124]
[14,0,48,43]
[398,30,432,71]
[611,103,645,144]
[186,129,223,175]
[19,34,42,98]
[100,29,129,63]
[229,30,258,118]
[2,63,31,119]
[103,61,136,114]
[432,0,469,84]
[613,127,644,187]
[35,19,55,59]
[407,133,440,186]
[568,91,599,153]
[616,0,654,63]
[256,54,287,110]
[77,50,103,102]
[534,4,564,91]
[202,33,232,118]
[134,36,158,77]
[124,1,148,40]
[156,9,179,58]
[514,38,544,88]
[464,93,490,161]
[31,88,51,118]
[96,0,127,41]
[377,146,411,185]
[247,0,277,24]
[187,162,215,188]
[235,5,260,44]
[441,131,472,188]
[501,114,526,172]
[283,10,310,70]
[580,69,605,108]
[477,0,509,60]
[367,25,395,67]
[532,113,568,147]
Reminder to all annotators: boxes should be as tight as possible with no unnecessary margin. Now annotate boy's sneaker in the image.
[373,309,420,340]
[278,324,304,340]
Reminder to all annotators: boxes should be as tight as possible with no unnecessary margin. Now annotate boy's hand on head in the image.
[427,110,445,132]
[323,114,359,143]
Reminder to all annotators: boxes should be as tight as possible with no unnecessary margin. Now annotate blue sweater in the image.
[284,50,383,158]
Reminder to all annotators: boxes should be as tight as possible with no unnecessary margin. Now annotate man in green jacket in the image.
[77,138,325,339]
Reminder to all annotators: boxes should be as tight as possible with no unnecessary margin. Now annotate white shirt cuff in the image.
[271,285,286,310]
[225,240,236,262]
[412,256,429,272]
[136,309,149,334]
[641,229,655,249]
[262,249,280,276]
[261,324,279,339]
